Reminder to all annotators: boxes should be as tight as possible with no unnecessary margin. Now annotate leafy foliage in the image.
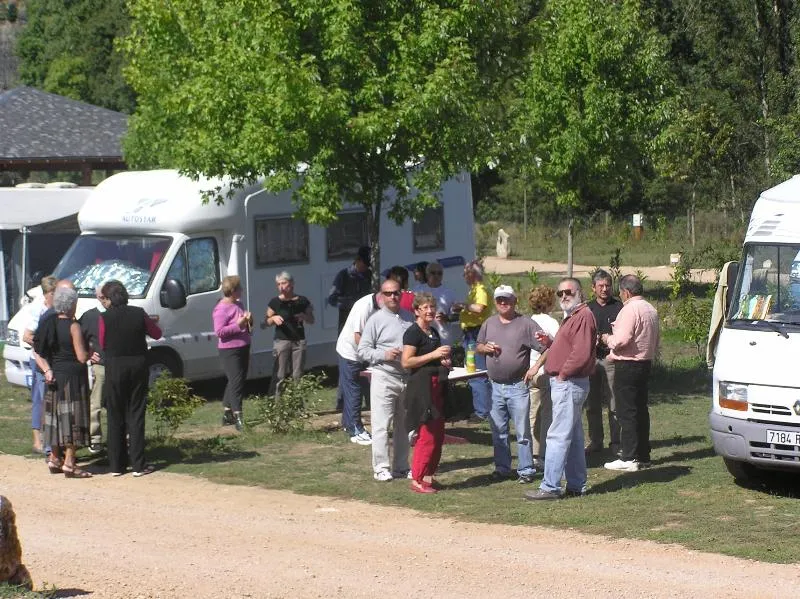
[254,373,326,434]
[147,372,205,440]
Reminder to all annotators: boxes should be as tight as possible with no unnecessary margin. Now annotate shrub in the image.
[255,372,326,434]
[671,294,713,360]
[7,2,17,22]
[147,372,205,440]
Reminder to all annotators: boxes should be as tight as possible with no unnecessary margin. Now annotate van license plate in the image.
[766,429,800,446]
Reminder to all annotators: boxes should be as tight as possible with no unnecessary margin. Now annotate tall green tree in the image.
[16,0,135,113]
[122,0,531,282]
[510,0,673,275]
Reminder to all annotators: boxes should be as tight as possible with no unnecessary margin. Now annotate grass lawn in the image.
[2,353,799,564]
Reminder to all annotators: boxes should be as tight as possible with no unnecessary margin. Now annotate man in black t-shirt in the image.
[265,271,315,395]
[585,270,623,455]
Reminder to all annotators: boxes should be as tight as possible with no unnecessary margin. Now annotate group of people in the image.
[26,277,162,478]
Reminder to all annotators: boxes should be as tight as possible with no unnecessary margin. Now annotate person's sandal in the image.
[46,456,63,474]
[62,463,92,478]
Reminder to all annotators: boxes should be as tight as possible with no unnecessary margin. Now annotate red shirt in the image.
[543,303,596,379]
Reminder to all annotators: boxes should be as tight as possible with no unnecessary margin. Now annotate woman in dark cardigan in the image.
[401,292,451,494]
[99,280,162,477]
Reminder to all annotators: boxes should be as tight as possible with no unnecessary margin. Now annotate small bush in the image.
[7,2,17,22]
[671,294,713,360]
[255,372,326,434]
[147,372,205,440]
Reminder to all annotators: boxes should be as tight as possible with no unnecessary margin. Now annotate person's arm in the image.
[402,344,449,370]
[70,321,90,363]
[327,270,345,307]
[603,306,634,351]
[265,305,283,326]
[300,301,315,325]
[213,304,244,340]
[144,314,163,340]
[357,319,382,364]
[98,315,105,350]
[524,349,548,384]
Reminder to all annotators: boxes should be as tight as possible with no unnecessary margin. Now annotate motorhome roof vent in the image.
[14,182,45,189]
[751,219,780,236]
[44,182,78,188]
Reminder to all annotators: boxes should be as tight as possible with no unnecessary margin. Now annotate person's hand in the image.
[435,312,447,323]
[44,369,55,384]
[385,347,402,361]
[441,358,453,370]
[452,302,464,313]
[524,367,537,384]
[271,314,284,326]
[89,352,101,364]
[535,331,553,348]
[295,312,305,323]
[436,345,451,359]
[556,373,567,382]
[486,341,502,357]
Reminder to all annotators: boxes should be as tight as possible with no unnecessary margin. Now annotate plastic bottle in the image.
[465,342,476,373]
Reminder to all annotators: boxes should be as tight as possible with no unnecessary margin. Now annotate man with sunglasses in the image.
[476,285,546,483]
[414,262,459,344]
[525,278,596,500]
[358,279,414,481]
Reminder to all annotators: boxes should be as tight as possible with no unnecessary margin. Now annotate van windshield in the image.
[729,243,800,325]
[52,235,173,298]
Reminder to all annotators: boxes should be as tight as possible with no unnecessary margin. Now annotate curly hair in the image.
[528,285,556,314]
[463,259,484,280]
[412,292,435,310]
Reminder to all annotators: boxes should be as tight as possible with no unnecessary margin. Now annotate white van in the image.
[709,175,800,481]
[3,169,474,386]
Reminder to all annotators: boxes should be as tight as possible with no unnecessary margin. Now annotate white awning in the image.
[0,187,92,230]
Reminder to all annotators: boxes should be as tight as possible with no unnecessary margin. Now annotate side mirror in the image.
[161,278,187,309]
[723,261,739,313]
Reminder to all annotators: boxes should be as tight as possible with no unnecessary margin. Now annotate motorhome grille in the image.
[749,402,793,416]
[749,441,800,462]
[751,220,780,236]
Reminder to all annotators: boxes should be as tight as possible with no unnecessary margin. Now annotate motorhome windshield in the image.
[728,243,800,325]
[52,235,172,297]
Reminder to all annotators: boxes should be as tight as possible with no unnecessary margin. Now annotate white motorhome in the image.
[709,175,800,482]
[3,169,475,387]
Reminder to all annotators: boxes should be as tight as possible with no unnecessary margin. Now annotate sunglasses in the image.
[495,296,513,304]
[556,289,575,298]
[382,290,401,297]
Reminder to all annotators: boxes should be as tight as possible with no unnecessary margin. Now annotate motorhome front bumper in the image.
[710,411,800,470]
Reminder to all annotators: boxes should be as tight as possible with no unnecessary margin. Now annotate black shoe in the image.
[234,413,244,432]
[222,410,235,426]
[88,443,104,455]
[467,413,487,425]
[564,488,588,498]
[490,470,514,482]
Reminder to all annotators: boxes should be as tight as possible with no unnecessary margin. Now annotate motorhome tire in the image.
[147,351,182,386]
[723,458,762,483]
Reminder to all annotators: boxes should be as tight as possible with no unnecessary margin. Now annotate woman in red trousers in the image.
[402,292,451,494]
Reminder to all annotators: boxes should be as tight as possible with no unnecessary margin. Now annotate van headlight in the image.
[719,381,748,411]
[5,329,19,346]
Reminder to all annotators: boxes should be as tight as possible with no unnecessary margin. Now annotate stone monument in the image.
[0,496,32,590]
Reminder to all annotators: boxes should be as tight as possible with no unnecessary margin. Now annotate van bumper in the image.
[3,345,32,388]
[709,411,800,471]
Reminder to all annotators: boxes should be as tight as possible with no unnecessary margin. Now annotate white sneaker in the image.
[373,469,393,482]
[604,458,640,472]
[350,431,372,445]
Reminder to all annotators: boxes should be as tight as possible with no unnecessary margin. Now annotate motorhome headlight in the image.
[718,381,748,411]
[4,329,19,347]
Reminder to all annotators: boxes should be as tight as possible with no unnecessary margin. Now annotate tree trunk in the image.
[364,201,382,291]
[690,189,696,248]
[523,187,527,241]
[753,0,771,176]
[567,217,574,278]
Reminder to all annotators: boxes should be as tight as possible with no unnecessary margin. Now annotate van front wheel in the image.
[147,351,182,387]
[723,458,762,483]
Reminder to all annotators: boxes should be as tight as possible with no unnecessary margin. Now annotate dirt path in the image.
[482,256,718,283]
[2,454,797,598]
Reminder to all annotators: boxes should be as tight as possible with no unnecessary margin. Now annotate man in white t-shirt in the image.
[412,263,460,345]
[336,290,383,445]
[525,285,561,469]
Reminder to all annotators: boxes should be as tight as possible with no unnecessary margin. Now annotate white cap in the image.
[493,285,516,300]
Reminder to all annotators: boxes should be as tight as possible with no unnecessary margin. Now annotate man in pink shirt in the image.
[600,274,660,472]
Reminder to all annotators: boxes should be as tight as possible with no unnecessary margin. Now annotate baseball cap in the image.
[493,285,516,300]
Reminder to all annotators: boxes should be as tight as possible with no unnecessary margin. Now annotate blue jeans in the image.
[30,357,45,430]
[489,380,534,476]
[339,356,368,436]
[541,377,589,494]
[463,327,491,418]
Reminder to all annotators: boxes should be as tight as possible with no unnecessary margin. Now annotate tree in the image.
[16,0,135,113]
[509,0,674,275]
[122,0,532,285]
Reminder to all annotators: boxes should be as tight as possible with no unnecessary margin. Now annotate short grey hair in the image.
[592,269,612,285]
[53,286,78,314]
[275,271,293,284]
[464,259,484,280]
[619,274,643,296]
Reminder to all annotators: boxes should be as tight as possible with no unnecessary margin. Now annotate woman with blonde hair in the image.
[213,275,252,430]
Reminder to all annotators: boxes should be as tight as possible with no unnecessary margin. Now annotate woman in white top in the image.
[526,285,560,468]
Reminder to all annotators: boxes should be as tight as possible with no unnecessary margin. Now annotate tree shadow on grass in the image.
[589,465,693,495]
[441,426,493,445]
[650,435,706,450]
[651,446,716,465]
[437,456,495,474]
[146,436,259,466]
[444,471,519,490]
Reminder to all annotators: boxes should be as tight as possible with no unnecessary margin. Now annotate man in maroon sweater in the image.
[524,277,596,500]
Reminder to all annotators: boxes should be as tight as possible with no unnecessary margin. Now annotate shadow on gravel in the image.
[52,589,91,597]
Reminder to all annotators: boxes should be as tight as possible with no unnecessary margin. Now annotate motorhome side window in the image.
[729,243,800,321]
[166,238,220,295]
[255,217,309,266]
[327,212,368,261]
[413,206,445,252]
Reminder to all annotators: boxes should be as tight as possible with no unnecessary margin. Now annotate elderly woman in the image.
[265,271,313,395]
[455,259,492,422]
[100,280,163,477]
[34,286,91,478]
[213,275,253,430]
[526,285,560,469]
[402,292,451,494]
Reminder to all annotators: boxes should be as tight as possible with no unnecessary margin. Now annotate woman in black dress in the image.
[35,286,92,478]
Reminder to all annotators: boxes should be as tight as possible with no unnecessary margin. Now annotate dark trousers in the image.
[613,360,652,462]
[339,356,369,435]
[220,345,250,412]
[106,355,148,473]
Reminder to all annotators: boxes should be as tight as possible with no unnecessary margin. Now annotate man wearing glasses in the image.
[414,262,459,344]
[525,278,596,500]
[358,279,414,481]
[476,285,545,483]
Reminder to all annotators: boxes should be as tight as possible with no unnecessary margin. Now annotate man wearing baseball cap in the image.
[476,285,546,483]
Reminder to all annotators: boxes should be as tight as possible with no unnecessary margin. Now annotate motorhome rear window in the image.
[327,212,368,261]
[413,206,445,252]
[255,217,309,265]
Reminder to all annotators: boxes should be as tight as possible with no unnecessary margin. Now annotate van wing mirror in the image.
[723,261,739,313]
[161,278,187,309]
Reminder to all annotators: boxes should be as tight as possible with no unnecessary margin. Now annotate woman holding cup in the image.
[402,292,451,494]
